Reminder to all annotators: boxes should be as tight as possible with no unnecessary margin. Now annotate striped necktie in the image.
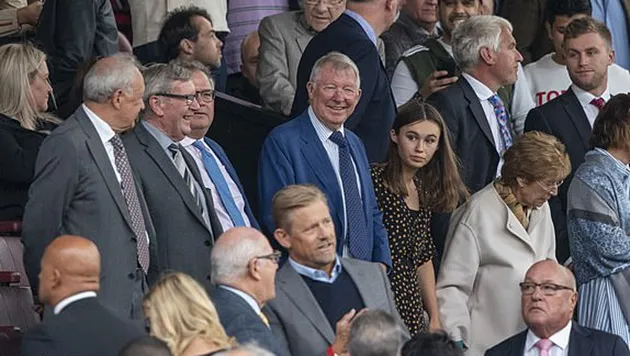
[168,144,208,223]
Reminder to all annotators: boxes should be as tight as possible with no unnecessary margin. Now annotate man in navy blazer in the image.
[290,0,401,163]
[486,260,630,356]
[258,52,391,268]
[177,60,259,231]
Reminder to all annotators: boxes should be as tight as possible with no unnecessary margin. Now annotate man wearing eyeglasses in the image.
[486,260,630,356]
[209,227,287,356]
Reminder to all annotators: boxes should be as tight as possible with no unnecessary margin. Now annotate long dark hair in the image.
[381,99,468,212]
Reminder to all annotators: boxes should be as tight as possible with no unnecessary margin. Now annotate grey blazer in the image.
[22,106,158,319]
[265,258,402,356]
[122,122,222,291]
[257,11,315,116]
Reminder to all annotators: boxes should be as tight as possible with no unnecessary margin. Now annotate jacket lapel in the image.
[563,88,591,150]
[510,331,528,356]
[461,78,497,148]
[568,324,593,356]
[342,260,381,308]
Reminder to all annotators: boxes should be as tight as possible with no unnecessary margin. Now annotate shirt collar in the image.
[82,104,116,144]
[179,136,197,147]
[53,291,97,314]
[308,106,345,144]
[571,84,611,109]
[288,256,343,284]
[525,321,572,353]
[594,148,630,173]
[461,73,495,101]
[141,120,177,151]
[218,285,261,314]
[344,10,378,47]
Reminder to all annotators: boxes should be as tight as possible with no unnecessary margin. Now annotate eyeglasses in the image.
[519,282,574,296]
[195,89,215,103]
[154,93,197,106]
[304,0,344,6]
[536,180,564,192]
[255,250,282,264]
[317,84,360,98]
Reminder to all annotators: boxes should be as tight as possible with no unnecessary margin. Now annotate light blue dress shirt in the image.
[591,0,630,69]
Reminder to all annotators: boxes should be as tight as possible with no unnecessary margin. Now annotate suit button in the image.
[128,273,135,280]
[204,240,211,246]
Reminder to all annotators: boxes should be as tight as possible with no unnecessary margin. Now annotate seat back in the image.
[0,236,29,288]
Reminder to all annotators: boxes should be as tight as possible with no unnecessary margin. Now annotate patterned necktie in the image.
[168,144,208,222]
[110,135,150,273]
[535,338,553,356]
[488,94,513,153]
[328,131,369,260]
[191,140,246,227]
[590,97,606,111]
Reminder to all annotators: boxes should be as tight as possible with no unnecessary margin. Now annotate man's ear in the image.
[274,228,291,250]
[51,268,62,290]
[385,0,396,12]
[179,38,194,56]
[148,96,164,117]
[248,258,262,281]
[479,46,496,66]
[111,89,124,110]
[545,22,553,41]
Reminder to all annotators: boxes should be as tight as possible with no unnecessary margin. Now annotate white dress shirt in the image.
[180,136,251,231]
[53,291,97,314]
[524,321,572,356]
[571,84,611,127]
[83,104,120,183]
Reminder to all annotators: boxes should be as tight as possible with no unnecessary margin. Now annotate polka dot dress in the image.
[371,165,436,335]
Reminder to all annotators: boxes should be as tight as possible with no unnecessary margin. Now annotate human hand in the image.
[419,70,458,98]
[331,308,368,354]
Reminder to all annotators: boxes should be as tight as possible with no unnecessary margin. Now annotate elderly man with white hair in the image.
[209,227,287,356]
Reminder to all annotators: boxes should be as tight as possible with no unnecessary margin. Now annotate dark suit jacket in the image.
[122,122,222,290]
[257,111,391,267]
[22,107,158,317]
[290,13,396,163]
[21,297,144,356]
[36,0,118,112]
[211,287,287,356]
[202,137,259,229]
[0,114,47,221]
[524,87,589,264]
[485,323,630,356]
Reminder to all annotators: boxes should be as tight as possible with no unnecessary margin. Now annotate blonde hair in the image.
[0,43,57,130]
[143,273,236,356]
[272,184,328,231]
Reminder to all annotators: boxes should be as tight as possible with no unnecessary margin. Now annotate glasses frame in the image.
[154,92,196,106]
[304,0,344,6]
[195,89,216,103]
[519,282,574,296]
[255,250,282,264]
[536,180,564,192]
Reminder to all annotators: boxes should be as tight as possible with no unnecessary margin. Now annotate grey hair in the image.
[170,59,215,90]
[83,52,141,103]
[452,15,513,71]
[139,62,192,119]
[213,342,275,356]
[210,232,268,284]
[309,51,361,88]
[348,310,409,356]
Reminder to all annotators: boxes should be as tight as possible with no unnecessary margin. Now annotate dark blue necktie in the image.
[329,131,369,260]
[191,140,246,227]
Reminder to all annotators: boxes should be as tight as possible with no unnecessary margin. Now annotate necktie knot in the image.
[590,97,606,110]
[168,143,181,157]
[488,94,505,109]
[259,312,270,327]
[191,140,205,152]
[110,134,124,148]
[329,131,347,148]
[535,338,553,354]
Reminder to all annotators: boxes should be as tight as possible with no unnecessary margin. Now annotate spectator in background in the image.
[401,332,463,356]
[591,0,630,69]
[21,235,144,356]
[119,337,173,356]
[371,100,468,335]
[525,0,630,107]
[36,0,118,117]
[0,43,58,221]
[347,310,409,356]
[257,0,346,115]
[0,0,41,39]
[500,0,553,65]
[226,31,262,105]
[437,132,570,355]
[144,273,237,356]
[381,0,440,79]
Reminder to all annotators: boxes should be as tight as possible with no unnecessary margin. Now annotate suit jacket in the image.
[257,111,391,267]
[524,87,589,264]
[257,11,315,116]
[202,137,260,229]
[485,323,630,356]
[500,0,552,65]
[21,297,144,356]
[36,0,118,110]
[266,258,402,356]
[291,13,396,163]
[22,107,158,318]
[436,184,556,356]
[122,122,222,290]
[211,287,287,356]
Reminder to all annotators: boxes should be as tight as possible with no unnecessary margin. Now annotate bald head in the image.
[39,235,101,307]
[526,260,576,289]
[240,31,260,87]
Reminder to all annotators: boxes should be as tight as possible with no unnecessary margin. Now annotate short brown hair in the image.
[563,16,612,49]
[590,93,630,150]
[271,184,328,231]
[501,131,571,186]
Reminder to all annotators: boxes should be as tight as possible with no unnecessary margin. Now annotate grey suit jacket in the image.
[122,122,222,291]
[22,106,158,319]
[265,258,402,356]
[257,11,315,116]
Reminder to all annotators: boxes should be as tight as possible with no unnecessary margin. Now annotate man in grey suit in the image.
[122,62,222,291]
[265,184,403,356]
[257,2,346,116]
[22,54,156,322]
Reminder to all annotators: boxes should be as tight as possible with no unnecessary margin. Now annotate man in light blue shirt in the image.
[591,0,630,69]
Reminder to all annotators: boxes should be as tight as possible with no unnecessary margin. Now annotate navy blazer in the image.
[290,13,396,163]
[257,111,391,267]
[203,137,260,229]
[485,323,630,356]
[211,287,287,356]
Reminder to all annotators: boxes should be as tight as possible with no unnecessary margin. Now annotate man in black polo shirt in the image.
[265,184,404,356]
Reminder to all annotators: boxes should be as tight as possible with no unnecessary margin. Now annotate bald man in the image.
[209,227,286,356]
[486,260,630,356]
[21,236,144,356]
[225,31,262,105]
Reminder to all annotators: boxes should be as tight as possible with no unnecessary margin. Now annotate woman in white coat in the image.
[436,131,571,355]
